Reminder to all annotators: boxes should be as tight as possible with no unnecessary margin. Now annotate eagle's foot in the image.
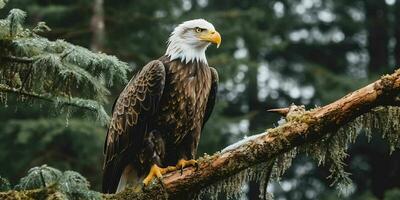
[176,159,199,175]
[142,164,176,186]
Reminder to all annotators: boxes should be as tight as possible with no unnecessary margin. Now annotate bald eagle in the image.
[102,19,221,194]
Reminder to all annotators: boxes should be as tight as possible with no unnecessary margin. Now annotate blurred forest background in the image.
[1,0,400,199]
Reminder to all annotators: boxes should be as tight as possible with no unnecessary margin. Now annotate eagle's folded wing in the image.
[203,67,219,128]
[102,60,165,193]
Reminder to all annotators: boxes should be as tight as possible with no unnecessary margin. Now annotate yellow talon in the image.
[142,164,176,186]
[176,159,199,175]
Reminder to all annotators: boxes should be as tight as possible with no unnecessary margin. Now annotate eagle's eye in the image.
[195,27,205,33]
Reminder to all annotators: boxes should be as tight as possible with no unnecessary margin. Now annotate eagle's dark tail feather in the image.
[102,161,121,194]
[103,162,142,194]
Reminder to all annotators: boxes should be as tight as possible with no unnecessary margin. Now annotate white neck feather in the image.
[165,31,209,64]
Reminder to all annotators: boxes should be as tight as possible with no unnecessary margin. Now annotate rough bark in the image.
[103,69,400,199]
[2,69,400,199]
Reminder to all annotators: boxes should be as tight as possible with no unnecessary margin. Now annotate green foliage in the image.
[7,9,26,37]
[0,7,131,125]
[57,171,101,200]
[353,191,378,200]
[0,0,7,9]
[0,118,105,190]
[384,188,400,200]
[14,165,61,190]
[13,165,101,200]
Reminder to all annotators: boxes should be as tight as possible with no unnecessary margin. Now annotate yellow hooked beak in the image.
[199,30,222,48]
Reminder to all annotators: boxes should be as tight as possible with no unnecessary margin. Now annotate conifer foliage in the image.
[1,165,101,200]
[0,5,130,125]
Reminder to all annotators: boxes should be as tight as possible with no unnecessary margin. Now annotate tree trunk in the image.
[394,1,400,68]
[90,0,105,52]
[365,0,389,75]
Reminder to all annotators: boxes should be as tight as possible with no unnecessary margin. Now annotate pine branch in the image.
[0,8,130,125]
[1,84,86,110]
[0,84,110,125]
[0,55,34,63]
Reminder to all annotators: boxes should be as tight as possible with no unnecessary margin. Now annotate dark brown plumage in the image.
[102,55,218,193]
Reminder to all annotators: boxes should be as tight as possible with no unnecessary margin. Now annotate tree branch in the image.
[2,70,400,199]
[105,70,400,199]
[0,55,34,63]
[0,83,103,113]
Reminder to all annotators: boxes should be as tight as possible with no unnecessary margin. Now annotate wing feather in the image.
[102,60,165,193]
[203,67,219,128]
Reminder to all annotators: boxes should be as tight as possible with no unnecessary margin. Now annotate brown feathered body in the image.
[156,56,213,162]
[102,55,218,193]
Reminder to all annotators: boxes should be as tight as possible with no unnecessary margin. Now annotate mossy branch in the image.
[2,70,400,199]
[104,69,400,199]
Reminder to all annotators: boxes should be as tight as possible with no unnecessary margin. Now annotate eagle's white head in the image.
[165,19,221,64]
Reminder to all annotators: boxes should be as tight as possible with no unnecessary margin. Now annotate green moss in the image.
[0,187,61,200]
[105,184,168,200]
[378,70,400,91]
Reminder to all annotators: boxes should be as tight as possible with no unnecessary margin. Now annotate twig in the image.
[0,55,34,64]
[0,83,99,112]
[19,63,33,91]
[267,107,290,116]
